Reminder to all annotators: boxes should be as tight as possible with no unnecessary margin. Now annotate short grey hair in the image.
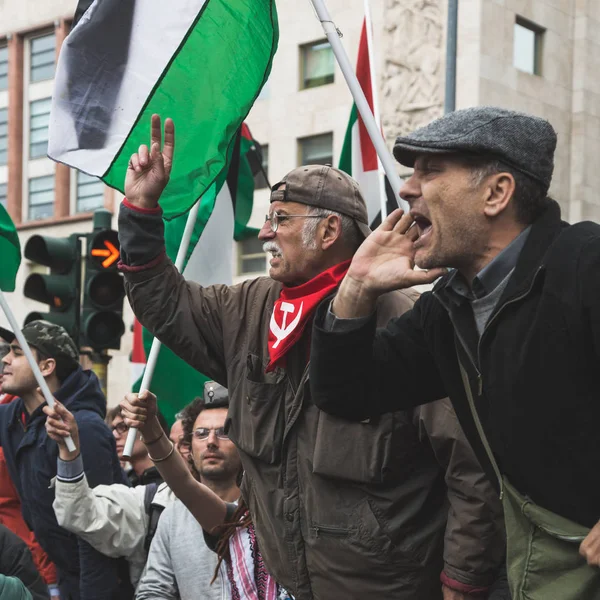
[301,205,363,251]
[463,156,550,225]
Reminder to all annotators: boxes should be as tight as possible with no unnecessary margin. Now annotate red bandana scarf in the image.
[266,260,351,373]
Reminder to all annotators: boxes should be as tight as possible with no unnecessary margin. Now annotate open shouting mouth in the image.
[412,213,433,246]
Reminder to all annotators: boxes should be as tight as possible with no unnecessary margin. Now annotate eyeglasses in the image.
[264,211,326,233]
[193,427,229,440]
[111,422,128,435]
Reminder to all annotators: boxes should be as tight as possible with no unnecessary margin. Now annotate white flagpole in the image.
[363,0,388,220]
[122,199,201,458]
[309,0,408,212]
[0,291,76,452]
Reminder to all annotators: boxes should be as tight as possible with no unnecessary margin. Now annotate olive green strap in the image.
[457,357,504,498]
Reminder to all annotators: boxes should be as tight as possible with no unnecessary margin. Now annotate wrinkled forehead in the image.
[194,407,228,430]
[269,200,310,215]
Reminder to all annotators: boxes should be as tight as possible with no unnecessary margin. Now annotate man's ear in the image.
[483,172,515,218]
[39,357,57,378]
[320,215,342,250]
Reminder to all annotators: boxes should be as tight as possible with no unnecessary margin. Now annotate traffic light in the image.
[81,209,125,350]
[23,234,82,340]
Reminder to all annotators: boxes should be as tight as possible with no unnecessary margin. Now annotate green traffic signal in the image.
[23,234,82,341]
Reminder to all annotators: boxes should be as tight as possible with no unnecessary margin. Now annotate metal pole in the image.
[0,290,76,452]
[363,0,388,220]
[122,199,201,458]
[309,0,408,212]
[90,350,111,398]
[444,0,458,113]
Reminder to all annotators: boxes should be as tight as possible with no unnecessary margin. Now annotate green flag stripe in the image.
[102,0,278,221]
[0,205,21,293]
[339,103,358,176]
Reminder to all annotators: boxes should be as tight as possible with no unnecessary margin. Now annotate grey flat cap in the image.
[393,106,557,191]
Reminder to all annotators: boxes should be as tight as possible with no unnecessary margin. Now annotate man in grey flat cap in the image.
[310,106,600,599]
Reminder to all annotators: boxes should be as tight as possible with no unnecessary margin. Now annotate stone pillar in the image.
[7,34,23,224]
[54,20,71,218]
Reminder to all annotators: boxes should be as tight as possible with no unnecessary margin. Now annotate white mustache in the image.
[263,242,282,257]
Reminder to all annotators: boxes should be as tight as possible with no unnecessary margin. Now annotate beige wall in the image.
[0,0,76,37]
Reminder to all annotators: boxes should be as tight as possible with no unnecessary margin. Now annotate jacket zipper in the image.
[476,266,545,383]
[312,525,350,538]
[439,266,544,501]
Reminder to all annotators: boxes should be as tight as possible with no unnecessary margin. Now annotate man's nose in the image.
[258,220,275,240]
[206,430,219,447]
[399,172,420,205]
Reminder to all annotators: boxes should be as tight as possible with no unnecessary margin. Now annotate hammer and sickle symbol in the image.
[270,301,304,349]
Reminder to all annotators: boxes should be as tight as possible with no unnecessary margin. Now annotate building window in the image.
[29,98,51,159]
[0,108,7,166]
[237,237,266,275]
[298,133,333,166]
[30,33,56,83]
[0,45,8,91]
[300,40,334,89]
[28,175,54,221]
[254,144,269,190]
[76,172,104,213]
[0,183,6,209]
[513,18,543,75]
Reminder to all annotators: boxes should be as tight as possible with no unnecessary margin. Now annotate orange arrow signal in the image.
[91,240,120,268]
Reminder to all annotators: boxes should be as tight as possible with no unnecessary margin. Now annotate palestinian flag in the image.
[0,205,20,292]
[48,0,278,220]
[339,19,396,228]
[132,125,264,424]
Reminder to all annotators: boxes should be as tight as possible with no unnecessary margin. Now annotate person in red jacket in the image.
[0,326,59,598]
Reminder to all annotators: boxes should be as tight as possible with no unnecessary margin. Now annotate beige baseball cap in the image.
[270,164,371,239]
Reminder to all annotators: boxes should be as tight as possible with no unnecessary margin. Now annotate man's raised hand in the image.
[43,399,80,462]
[333,209,447,318]
[124,114,175,210]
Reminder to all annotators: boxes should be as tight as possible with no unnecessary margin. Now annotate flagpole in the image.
[0,291,77,452]
[122,199,201,458]
[363,0,387,220]
[309,0,408,212]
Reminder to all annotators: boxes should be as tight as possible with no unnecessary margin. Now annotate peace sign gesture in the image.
[125,114,175,210]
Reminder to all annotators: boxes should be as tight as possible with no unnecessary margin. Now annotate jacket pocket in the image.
[312,410,414,484]
[228,354,286,465]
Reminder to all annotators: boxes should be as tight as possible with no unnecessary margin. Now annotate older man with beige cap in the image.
[116,114,505,600]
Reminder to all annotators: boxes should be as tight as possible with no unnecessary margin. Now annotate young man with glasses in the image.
[47,382,238,599]
[118,115,505,600]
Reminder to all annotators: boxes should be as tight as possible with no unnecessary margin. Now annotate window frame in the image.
[513,17,545,76]
[0,107,7,166]
[29,32,57,84]
[29,97,52,159]
[28,174,55,221]
[297,132,334,167]
[237,236,267,276]
[0,43,8,92]
[299,39,335,90]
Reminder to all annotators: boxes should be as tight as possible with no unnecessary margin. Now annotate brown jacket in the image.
[123,257,504,599]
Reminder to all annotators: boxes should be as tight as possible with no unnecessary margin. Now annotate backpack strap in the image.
[143,482,165,552]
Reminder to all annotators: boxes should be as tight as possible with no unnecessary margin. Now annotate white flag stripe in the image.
[183,184,234,286]
[350,121,381,223]
[49,0,206,176]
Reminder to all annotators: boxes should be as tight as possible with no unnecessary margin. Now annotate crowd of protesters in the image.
[0,105,599,600]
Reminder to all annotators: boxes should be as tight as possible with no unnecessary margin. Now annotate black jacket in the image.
[0,523,48,599]
[0,367,131,600]
[310,201,600,528]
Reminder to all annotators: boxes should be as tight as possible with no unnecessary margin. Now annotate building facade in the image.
[1,0,598,405]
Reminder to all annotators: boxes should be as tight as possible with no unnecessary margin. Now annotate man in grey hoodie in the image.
[135,383,241,600]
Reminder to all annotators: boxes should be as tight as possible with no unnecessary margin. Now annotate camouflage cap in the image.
[21,321,79,363]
